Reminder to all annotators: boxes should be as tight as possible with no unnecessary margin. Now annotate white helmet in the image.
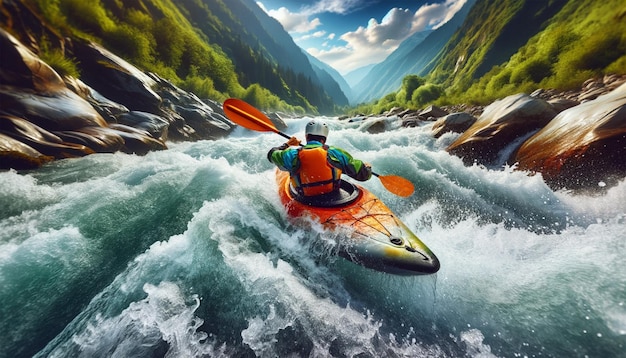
[305,120,329,138]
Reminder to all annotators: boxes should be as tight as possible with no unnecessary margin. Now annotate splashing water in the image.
[1,115,624,357]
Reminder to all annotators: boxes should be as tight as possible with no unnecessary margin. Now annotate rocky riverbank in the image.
[352,74,626,192]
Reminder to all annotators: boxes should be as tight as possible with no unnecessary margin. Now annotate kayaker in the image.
[267,119,372,199]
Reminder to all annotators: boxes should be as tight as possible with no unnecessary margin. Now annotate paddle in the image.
[223,98,415,197]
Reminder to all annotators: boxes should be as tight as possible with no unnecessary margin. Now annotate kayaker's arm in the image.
[327,147,372,181]
[268,140,300,172]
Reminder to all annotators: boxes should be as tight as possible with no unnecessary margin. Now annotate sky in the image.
[256,0,468,75]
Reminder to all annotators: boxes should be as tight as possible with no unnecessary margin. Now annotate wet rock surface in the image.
[0,27,235,170]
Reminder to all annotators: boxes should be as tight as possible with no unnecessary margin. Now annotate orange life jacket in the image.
[291,145,342,196]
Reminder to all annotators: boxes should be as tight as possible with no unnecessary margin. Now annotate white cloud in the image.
[411,0,467,32]
[257,2,322,33]
[301,0,366,16]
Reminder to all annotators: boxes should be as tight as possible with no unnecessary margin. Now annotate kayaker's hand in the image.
[286,136,301,146]
[364,162,373,176]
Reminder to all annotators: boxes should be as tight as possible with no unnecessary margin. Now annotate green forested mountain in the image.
[432,0,626,102]
[352,0,626,114]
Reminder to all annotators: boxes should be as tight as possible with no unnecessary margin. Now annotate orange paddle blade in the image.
[376,174,414,197]
[223,98,279,133]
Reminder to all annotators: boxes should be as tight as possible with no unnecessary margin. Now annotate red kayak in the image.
[276,170,440,275]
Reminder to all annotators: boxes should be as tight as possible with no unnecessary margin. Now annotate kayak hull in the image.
[276,170,440,275]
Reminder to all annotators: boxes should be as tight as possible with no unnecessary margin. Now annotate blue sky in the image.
[256,0,468,75]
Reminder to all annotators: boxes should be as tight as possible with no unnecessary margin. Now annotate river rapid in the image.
[1,115,625,358]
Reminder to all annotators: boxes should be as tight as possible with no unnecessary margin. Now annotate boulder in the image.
[0,88,108,131]
[0,115,95,159]
[267,112,288,131]
[54,126,125,153]
[0,133,53,169]
[0,25,237,170]
[447,93,557,166]
[419,105,449,120]
[70,39,162,114]
[107,124,168,155]
[515,82,626,190]
[432,112,477,138]
[118,111,170,141]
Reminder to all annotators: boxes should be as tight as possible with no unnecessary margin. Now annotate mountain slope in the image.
[226,0,348,106]
[305,52,352,106]
[344,64,375,89]
[171,0,347,110]
[429,0,569,91]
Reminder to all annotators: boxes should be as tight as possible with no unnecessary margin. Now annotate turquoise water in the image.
[1,116,625,357]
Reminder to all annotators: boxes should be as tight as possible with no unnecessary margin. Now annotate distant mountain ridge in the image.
[304,52,353,105]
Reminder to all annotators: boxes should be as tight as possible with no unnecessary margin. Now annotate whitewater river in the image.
[1,115,624,358]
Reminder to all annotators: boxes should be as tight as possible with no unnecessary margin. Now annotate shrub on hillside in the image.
[511,58,552,84]
[411,84,444,107]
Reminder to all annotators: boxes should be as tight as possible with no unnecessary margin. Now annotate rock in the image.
[70,39,162,114]
[447,93,557,166]
[547,98,579,113]
[64,77,129,123]
[0,88,108,130]
[432,112,477,138]
[267,112,288,131]
[578,87,606,102]
[361,118,387,134]
[401,114,422,127]
[54,126,125,153]
[107,124,168,155]
[0,133,53,169]
[515,82,626,190]
[384,107,406,116]
[173,105,232,140]
[0,24,65,91]
[419,105,449,120]
[118,111,170,141]
[0,25,239,169]
[0,115,95,158]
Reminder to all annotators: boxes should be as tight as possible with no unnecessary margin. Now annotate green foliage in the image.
[104,24,155,67]
[153,18,185,69]
[58,0,116,35]
[180,74,226,101]
[396,75,426,102]
[411,84,445,106]
[557,31,624,72]
[40,50,79,78]
[510,58,552,84]
[30,0,66,29]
